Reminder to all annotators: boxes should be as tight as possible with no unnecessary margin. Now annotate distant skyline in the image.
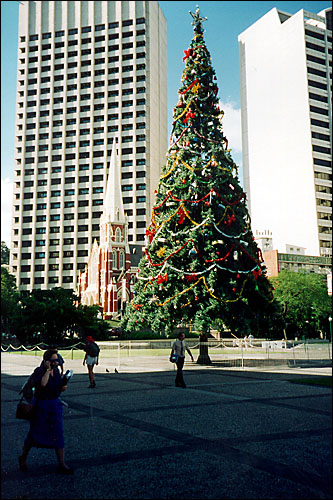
[1,1,330,246]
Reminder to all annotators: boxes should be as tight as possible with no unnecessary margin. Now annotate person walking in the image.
[170,332,194,388]
[83,335,100,388]
[57,352,65,375]
[18,349,73,474]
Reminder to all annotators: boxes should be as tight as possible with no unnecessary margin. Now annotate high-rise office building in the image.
[10,0,167,291]
[238,7,332,257]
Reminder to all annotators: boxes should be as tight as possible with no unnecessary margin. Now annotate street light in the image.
[329,316,332,344]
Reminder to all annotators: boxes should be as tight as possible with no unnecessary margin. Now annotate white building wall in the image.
[239,8,332,257]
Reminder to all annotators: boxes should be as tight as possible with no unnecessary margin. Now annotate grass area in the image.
[289,377,332,387]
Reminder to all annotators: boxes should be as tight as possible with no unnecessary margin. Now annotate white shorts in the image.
[86,355,98,366]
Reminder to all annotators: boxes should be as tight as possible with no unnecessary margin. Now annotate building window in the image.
[311,118,329,128]
[310,105,329,116]
[313,145,331,155]
[112,251,117,268]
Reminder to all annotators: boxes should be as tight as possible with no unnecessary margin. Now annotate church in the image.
[77,141,142,320]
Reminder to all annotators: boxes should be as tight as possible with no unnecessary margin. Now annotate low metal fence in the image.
[2,339,331,371]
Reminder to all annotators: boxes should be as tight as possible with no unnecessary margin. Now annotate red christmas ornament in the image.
[185,273,197,283]
[157,273,168,285]
[145,227,156,244]
[178,207,186,224]
[195,296,199,301]
[253,268,261,280]
[183,48,192,62]
[232,288,236,293]
[184,111,196,124]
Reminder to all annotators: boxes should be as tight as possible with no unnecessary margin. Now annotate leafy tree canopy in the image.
[271,271,331,337]
[2,284,110,345]
[1,241,9,265]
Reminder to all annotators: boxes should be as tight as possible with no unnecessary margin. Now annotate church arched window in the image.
[119,251,125,269]
[115,227,121,243]
[112,251,117,269]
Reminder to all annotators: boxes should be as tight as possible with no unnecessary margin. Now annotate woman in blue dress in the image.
[19,348,73,474]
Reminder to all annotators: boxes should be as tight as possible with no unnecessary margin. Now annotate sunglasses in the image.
[50,359,59,364]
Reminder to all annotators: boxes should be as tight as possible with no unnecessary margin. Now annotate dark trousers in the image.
[175,357,186,387]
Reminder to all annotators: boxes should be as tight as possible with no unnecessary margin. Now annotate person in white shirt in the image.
[170,333,194,388]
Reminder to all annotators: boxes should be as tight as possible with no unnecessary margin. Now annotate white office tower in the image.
[11,1,167,290]
[239,7,332,257]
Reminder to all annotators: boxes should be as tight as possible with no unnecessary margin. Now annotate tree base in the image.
[196,354,212,365]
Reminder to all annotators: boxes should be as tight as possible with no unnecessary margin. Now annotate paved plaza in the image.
[1,352,332,499]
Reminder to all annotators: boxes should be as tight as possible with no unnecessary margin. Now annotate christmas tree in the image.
[123,8,281,344]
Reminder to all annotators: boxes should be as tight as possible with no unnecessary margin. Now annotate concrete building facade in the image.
[10,0,167,291]
[239,7,332,257]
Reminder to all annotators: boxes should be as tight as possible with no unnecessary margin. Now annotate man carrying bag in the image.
[170,332,194,388]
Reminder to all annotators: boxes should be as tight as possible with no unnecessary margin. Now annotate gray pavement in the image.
[1,352,332,499]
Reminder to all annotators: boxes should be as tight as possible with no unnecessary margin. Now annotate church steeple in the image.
[103,139,125,223]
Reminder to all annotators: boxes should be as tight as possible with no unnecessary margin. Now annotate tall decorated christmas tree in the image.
[123,8,281,345]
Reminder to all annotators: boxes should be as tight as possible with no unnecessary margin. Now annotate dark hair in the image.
[43,348,58,361]
[177,332,185,340]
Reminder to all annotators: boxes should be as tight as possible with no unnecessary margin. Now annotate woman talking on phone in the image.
[18,348,73,474]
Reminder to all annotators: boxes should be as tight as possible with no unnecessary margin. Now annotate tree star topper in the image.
[189,6,207,33]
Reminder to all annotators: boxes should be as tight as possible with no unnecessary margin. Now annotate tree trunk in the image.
[196,332,212,365]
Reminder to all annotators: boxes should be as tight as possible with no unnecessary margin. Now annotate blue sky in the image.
[1,1,330,245]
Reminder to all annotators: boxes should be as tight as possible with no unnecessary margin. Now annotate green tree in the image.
[123,9,281,356]
[1,241,10,265]
[1,267,19,337]
[76,304,110,341]
[271,271,331,338]
[10,288,108,346]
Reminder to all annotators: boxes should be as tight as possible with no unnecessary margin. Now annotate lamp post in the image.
[329,316,332,344]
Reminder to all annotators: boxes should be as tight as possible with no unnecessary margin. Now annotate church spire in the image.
[103,139,125,223]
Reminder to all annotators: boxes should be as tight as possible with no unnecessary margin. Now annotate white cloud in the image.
[1,177,13,247]
[219,101,242,153]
